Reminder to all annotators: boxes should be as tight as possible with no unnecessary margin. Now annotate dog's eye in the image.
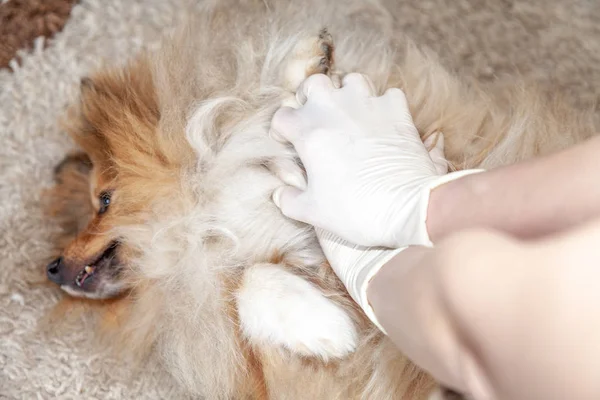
[98,192,111,215]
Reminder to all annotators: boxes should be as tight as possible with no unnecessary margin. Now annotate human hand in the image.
[270,73,481,329]
[271,73,475,249]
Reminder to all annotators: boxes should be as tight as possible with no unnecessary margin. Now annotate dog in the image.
[43,0,597,398]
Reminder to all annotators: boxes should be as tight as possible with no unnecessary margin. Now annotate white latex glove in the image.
[271,73,482,329]
[271,73,481,249]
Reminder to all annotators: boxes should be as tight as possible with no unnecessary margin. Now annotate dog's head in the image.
[45,59,193,299]
[45,146,127,299]
[45,150,125,299]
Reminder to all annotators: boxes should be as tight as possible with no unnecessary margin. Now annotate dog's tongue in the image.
[75,265,96,287]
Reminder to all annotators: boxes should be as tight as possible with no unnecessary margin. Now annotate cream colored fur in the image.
[237,263,358,360]
[71,0,597,398]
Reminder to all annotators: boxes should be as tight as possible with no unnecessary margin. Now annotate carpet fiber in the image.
[0,0,78,69]
[1,0,599,398]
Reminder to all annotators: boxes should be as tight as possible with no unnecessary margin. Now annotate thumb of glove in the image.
[272,186,313,225]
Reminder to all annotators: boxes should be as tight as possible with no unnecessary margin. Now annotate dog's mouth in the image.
[75,242,119,288]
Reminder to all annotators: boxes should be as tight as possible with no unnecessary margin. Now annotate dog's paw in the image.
[309,28,334,76]
[237,263,357,361]
[282,28,336,92]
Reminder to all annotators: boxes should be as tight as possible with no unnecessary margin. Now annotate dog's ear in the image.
[63,75,113,172]
[80,77,96,93]
[44,152,95,242]
[53,152,93,183]
[74,64,172,170]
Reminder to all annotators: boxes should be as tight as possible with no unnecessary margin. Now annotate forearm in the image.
[368,220,600,399]
[366,235,502,396]
[427,135,600,242]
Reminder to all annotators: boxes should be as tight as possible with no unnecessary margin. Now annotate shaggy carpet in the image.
[0,0,78,69]
[0,0,599,398]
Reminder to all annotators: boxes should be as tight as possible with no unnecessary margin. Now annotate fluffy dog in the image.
[43,0,597,398]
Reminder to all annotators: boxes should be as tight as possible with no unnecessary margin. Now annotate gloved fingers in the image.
[425,132,449,175]
[341,73,376,97]
[381,87,421,139]
[296,73,335,105]
[270,158,308,190]
[272,186,314,224]
[382,87,409,109]
[270,106,303,144]
[331,73,342,89]
[281,94,302,109]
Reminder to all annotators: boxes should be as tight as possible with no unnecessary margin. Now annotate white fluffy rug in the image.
[1,0,599,398]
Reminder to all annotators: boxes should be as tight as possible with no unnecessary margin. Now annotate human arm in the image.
[271,71,600,324]
[427,134,600,242]
[369,220,600,400]
[272,72,600,248]
[269,73,600,399]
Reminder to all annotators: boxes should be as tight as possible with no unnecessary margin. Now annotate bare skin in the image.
[370,136,600,398]
[369,219,600,399]
[427,135,600,241]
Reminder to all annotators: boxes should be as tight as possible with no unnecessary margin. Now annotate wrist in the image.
[424,169,485,243]
[316,228,406,333]
[354,246,407,334]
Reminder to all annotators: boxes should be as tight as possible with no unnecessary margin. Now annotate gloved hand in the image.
[270,73,482,330]
[271,73,480,249]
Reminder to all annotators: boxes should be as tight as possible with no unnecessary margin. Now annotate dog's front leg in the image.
[236,263,357,361]
[280,28,341,104]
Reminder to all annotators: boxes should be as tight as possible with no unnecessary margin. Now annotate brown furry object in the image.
[0,0,78,69]
[44,152,93,249]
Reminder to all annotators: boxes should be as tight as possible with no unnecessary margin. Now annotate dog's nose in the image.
[46,257,63,284]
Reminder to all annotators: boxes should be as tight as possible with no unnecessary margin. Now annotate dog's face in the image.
[46,152,127,299]
[45,60,193,299]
